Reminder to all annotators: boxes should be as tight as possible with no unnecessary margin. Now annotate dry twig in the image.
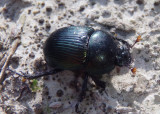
[0,53,7,68]
[0,14,26,85]
[0,39,21,84]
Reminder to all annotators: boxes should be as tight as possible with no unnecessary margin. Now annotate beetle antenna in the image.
[127,35,141,74]
[131,36,142,48]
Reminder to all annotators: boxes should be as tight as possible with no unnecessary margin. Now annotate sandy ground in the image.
[0,0,160,114]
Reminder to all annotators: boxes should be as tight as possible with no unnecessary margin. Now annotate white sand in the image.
[0,0,160,113]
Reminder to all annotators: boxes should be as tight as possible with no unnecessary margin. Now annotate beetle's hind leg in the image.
[6,68,63,79]
[75,72,88,112]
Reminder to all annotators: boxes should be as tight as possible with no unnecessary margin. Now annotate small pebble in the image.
[56,89,64,97]
[46,7,52,12]
[29,52,35,58]
[79,6,85,12]
[39,19,44,25]
[33,9,40,15]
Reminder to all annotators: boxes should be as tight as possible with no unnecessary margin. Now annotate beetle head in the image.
[115,39,132,67]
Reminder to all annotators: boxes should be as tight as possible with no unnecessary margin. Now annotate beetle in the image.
[7,26,141,112]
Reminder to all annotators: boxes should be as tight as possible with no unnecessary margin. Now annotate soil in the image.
[0,0,160,114]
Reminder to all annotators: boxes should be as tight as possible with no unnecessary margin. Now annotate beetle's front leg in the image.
[6,68,63,79]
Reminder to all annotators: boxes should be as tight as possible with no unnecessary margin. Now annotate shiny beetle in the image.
[8,26,141,112]
[44,26,132,74]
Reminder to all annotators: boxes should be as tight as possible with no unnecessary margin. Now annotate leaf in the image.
[30,79,41,92]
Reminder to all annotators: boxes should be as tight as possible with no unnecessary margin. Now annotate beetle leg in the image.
[75,73,88,112]
[91,76,106,89]
[5,68,63,79]
[79,73,88,102]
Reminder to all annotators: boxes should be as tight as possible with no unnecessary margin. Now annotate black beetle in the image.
[7,26,141,112]
[44,26,132,73]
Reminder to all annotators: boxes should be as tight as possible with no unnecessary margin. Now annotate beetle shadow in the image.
[98,74,149,112]
[0,0,31,22]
